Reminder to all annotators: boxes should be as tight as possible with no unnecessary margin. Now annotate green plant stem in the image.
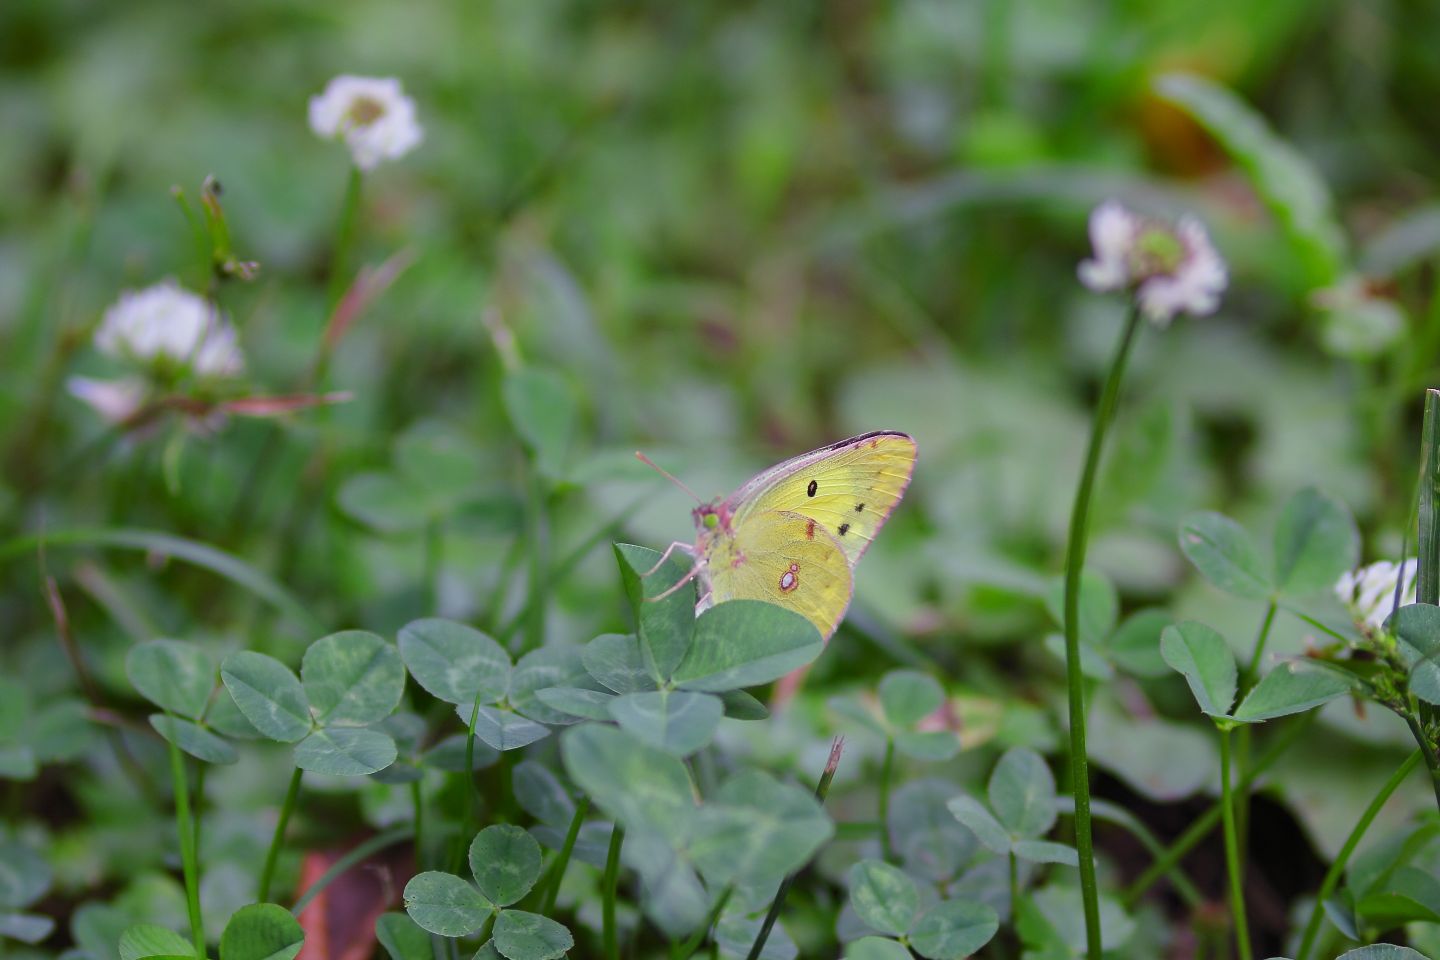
[672,887,732,960]
[193,763,206,869]
[452,690,485,874]
[1235,600,1277,866]
[1061,304,1142,957]
[476,912,496,946]
[291,825,413,916]
[1242,601,1278,688]
[1401,713,1440,814]
[878,738,895,861]
[1295,748,1422,960]
[424,519,443,614]
[323,167,363,333]
[1124,711,1313,905]
[1217,728,1252,960]
[259,767,303,903]
[411,779,425,870]
[1008,850,1019,915]
[165,730,204,957]
[541,797,590,915]
[602,825,625,960]
[1418,390,1440,605]
[745,737,845,960]
[522,464,549,654]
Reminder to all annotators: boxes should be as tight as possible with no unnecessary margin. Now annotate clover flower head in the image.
[1334,559,1417,634]
[95,281,244,378]
[1078,201,1228,326]
[309,75,423,171]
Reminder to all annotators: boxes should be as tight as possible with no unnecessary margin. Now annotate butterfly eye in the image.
[704,513,719,529]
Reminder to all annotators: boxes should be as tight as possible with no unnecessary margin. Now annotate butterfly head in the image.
[692,500,731,535]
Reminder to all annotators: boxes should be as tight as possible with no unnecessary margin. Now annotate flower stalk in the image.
[1061,303,1142,956]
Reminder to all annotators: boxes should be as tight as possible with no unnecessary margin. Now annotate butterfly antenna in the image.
[635,451,702,503]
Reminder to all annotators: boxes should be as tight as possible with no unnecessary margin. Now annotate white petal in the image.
[67,376,146,423]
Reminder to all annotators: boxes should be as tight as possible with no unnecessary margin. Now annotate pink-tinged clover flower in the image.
[309,75,423,171]
[1078,201,1228,326]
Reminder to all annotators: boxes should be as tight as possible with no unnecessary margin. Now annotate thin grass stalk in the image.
[522,464,548,654]
[745,737,845,960]
[1061,305,1143,955]
[541,797,591,915]
[1295,749,1423,960]
[1417,389,1440,605]
[451,690,485,874]
[258,767,303,903]
[602,825,625,960]
[672,887,733,960]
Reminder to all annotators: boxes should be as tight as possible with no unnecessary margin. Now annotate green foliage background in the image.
[6,0,1440,957]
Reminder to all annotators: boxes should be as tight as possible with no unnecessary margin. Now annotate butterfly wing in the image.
[704,511,855,639]
[727,431,917,567]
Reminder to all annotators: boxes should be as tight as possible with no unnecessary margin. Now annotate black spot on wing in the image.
[838,522,850,536]
[806,479,817,497]
[855,503,864,512]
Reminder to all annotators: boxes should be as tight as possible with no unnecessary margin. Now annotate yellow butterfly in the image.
[643,431,917,639]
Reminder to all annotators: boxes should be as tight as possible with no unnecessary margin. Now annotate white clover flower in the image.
[66,376,146,424]
[1078,200,1228,326]
[309,75,422,172]
[95,281,244,378]
[1334,559,1417,634]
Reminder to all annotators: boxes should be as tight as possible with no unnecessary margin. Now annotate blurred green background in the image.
[5,0,1440,952]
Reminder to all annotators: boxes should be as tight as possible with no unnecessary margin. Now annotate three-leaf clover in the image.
[946,748,1078,868]
[221,631,405,776]
[403,827,573,960]
[845,859,999,960]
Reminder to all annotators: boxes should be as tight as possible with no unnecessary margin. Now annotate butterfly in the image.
[642,431,917,639]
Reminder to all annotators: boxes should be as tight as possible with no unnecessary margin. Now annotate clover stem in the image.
[602,825,625,960]
[193,763,207,873]
[164,723,204,956]
[541,796,590,915]
[451,690,485,875]
[424,518,443,614]
[1295,748,1422,960]
[1242,601,1277,689]
[1235,600,1277,868]
[1124,712,1312,905]
[672,886,733,960]
[258,767,303,903]
[1008,850,1019,918]
[1061,304,1142,956]
[1401,713,1440,814]
[1218,727,1252,960]
[745,737,845,960]
[323,167,364,334]
[522,463,549,655]
[878,737,895,862]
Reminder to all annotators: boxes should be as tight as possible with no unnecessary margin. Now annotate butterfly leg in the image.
[640,541,696,577]
[646,560,705,602]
